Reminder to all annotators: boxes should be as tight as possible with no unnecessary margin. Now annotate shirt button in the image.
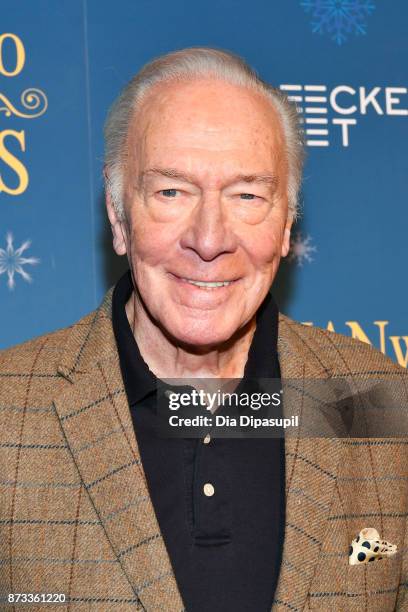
[203,433,211,444]
[203,483,215,497]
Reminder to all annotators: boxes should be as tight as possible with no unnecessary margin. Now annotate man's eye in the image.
[239,193,257,200]
[160,189,179,197]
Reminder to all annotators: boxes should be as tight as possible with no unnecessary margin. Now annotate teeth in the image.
[182,279,232,288]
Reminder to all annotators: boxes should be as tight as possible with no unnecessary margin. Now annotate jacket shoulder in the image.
[0,310,97,378]
[279,313,405,376]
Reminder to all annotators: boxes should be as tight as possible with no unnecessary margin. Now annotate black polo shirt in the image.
[112,270,285,612]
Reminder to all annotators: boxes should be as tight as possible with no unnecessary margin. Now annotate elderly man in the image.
[0,48,407,611]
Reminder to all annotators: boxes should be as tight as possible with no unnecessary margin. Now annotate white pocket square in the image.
[349,527,397,565]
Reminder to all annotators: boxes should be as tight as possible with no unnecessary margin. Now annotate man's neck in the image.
[125,289,256,380]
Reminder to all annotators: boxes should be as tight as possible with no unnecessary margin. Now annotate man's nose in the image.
[179,194,237,262]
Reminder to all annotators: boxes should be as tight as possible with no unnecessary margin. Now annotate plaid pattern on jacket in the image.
[0,286,407,611]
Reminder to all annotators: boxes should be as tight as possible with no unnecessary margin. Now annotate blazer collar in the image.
[55,288,342,611]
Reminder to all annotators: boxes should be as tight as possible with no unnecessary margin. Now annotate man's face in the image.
[112,78,292,347]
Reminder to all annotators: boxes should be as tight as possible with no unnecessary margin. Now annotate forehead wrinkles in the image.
[124,79,287,182]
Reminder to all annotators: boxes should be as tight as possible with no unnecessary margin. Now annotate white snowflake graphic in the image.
[0,232,40,290]
[288,232,317,266]
[300,0,376,45]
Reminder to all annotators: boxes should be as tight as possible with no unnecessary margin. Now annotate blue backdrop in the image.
[1,0,407,367]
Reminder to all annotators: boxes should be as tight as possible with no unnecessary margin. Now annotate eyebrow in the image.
[138,167,279,189]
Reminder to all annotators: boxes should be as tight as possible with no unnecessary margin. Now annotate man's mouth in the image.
[170,273,238,289]
[181,278,234,288]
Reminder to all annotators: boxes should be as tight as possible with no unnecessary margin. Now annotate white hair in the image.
[104,47,304,220]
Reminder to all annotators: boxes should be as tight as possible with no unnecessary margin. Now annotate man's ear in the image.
[105,180,128,256]
[281,218,293,258]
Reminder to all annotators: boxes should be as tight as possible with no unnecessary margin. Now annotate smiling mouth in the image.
[171,273,238,289]
[182,278,233,288]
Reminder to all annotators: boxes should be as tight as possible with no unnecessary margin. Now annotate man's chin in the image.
[160,318,238,351]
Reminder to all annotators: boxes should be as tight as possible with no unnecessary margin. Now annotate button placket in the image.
[192,437,231,545]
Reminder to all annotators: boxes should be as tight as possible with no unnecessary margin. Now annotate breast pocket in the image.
[346,556,401,611]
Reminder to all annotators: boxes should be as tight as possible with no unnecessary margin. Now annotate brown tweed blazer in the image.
[0,287,407,611]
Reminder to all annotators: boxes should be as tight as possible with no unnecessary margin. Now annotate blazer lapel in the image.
[54,291,184,611]
[273,315,343,611]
